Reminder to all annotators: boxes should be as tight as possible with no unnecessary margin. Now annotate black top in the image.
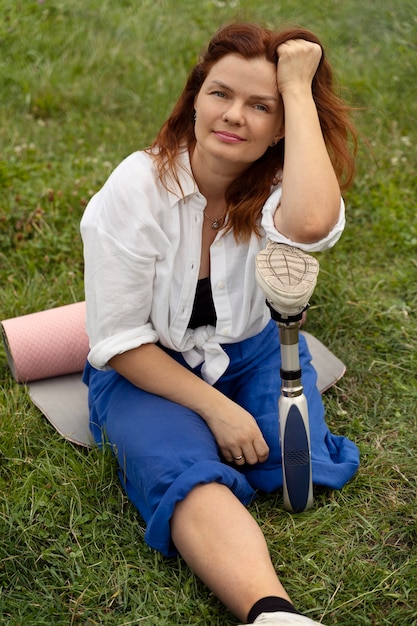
[188,277,217,329]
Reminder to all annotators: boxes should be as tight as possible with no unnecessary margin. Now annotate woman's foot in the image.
[240,611,325,625]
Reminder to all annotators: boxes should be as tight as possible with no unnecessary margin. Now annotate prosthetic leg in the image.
[255,242,320,513]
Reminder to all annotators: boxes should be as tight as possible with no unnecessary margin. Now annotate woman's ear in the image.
[271,127,285,147]
[271,117,285,146]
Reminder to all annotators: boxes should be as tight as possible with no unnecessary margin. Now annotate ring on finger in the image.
[233,454,244,461]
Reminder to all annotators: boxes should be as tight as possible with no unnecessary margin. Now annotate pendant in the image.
[211,220,220,230]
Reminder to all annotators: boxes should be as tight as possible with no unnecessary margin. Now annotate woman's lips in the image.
[213,131,246,143]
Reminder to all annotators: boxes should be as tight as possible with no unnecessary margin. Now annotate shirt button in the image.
[217,281,225,290]
[221,327,230,336]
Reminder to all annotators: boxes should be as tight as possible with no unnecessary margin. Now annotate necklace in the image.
[204,210,225,230]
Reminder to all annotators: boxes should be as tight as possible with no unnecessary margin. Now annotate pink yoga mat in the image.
[1,301,89,383]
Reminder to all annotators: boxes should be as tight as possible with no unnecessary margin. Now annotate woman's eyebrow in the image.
[207,79,278,102]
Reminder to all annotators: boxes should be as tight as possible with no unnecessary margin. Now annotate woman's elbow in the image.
[275,197,341,244]
[295,215,338,243]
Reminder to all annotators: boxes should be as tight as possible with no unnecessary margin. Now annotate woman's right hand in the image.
[202,398,270,466]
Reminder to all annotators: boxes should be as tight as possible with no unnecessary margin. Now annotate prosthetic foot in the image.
[255,242,320,512]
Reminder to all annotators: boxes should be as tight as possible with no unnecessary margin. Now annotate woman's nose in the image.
[222,101,244,125]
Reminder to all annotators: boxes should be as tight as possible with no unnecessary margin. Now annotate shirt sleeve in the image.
[261,186,346,252]
[80,154,167,370]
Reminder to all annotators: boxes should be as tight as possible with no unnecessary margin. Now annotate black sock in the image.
[247,596,300,623]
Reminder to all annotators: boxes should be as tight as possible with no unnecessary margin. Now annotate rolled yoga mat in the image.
[1,302,345,447]
[1,301,89,383]
[1,302,93,446]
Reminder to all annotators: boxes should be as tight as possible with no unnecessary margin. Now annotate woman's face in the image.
[193,53,284,171]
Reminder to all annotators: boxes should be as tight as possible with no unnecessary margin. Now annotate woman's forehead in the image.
[204,54,278,95]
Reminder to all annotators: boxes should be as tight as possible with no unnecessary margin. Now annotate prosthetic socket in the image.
[255,241,319,390]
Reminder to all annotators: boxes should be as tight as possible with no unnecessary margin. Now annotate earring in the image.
[193,110,197,122]
[270,140,277,147]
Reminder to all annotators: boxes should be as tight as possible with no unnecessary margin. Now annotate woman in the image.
[81,22,359,625]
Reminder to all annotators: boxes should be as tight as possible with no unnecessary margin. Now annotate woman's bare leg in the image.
[171,482,291,622]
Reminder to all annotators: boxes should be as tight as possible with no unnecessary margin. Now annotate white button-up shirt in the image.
[81,150,345,384]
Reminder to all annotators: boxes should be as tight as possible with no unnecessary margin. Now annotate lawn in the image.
[1,1,416,624]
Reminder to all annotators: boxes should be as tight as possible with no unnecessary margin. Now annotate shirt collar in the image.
[164,148,200,208]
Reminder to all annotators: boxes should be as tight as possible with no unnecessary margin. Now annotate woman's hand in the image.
[276,39,322,97]
[203,398,270,466]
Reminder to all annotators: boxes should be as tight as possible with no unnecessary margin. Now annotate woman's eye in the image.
[254,104,268,112]
[212,90,226,98]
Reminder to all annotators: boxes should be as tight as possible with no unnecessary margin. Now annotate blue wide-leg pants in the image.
[83,320,359,556]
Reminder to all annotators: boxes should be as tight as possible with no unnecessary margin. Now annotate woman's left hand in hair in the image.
[276,39,322,97]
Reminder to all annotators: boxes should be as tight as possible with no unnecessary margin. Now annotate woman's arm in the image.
[109,343,269,465]
[274,39,341,243]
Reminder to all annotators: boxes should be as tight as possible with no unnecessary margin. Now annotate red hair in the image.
[148,22,357,241]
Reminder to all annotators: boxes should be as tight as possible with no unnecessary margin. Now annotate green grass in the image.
[1,0,417,624]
